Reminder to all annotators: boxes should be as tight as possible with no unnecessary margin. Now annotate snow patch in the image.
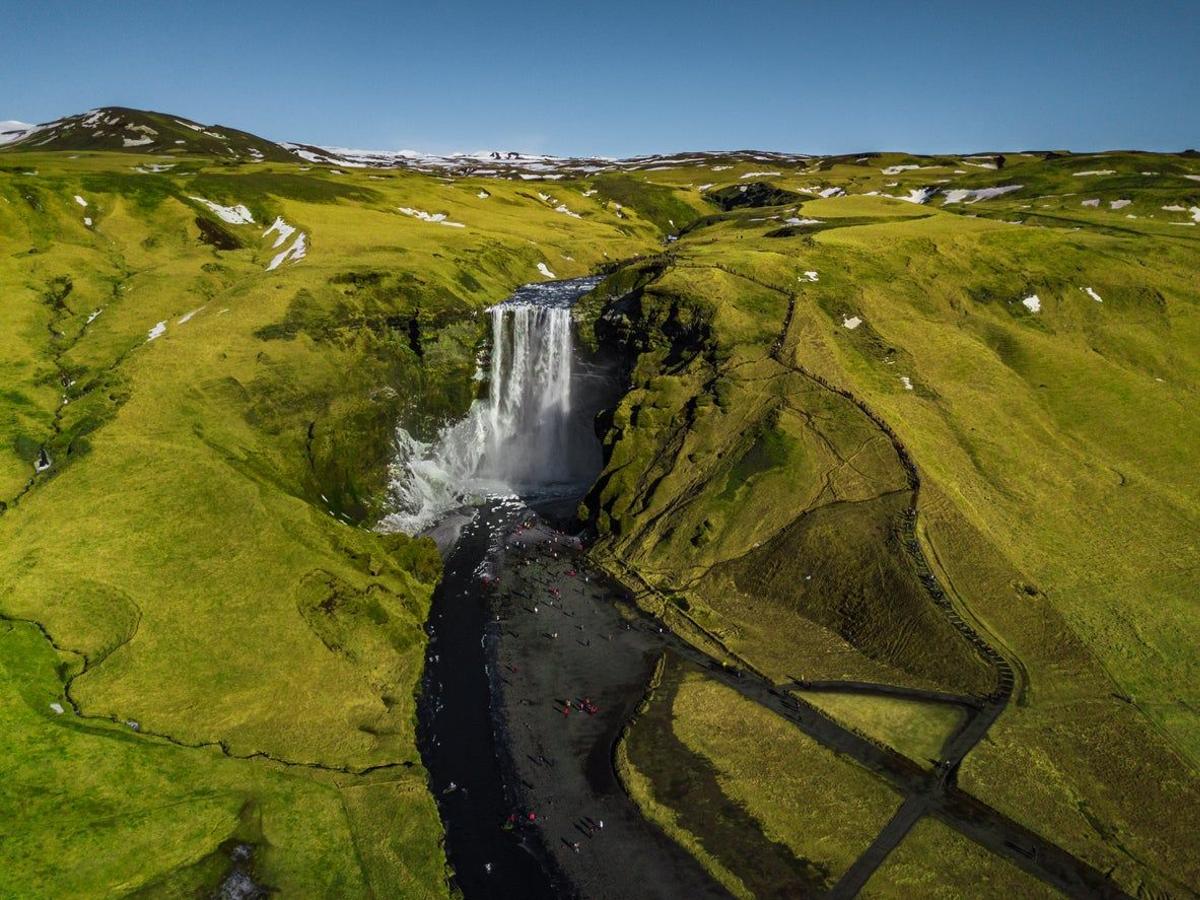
[1021,294,1041,313]
[784,217,823,226]
[263,216,296,248]
[536,262,556,279]
[178,306,205,324]
[267,233,307,271]
[1082,287,1103,303]
[1109,199,1131,210]
[49,702,64,715]
[87,309,102,324]
[941,184,1023,205]
[396,206,465,227]
[146,321,167,342]
[1080,198,1100,208]
[1073,170,1116,177]
[740,171,782,179]
[881,164,927,175]
[0,119,33,145]
[190,197,255,224]
[900,376,914,390]
[122,135,154,148]
[897,187,937,204]
[800,271,819,282]
[74,195,88,207]
[842,315,862,330]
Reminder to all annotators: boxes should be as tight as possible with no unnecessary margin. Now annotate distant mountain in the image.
[0,120,33,144]
[0,106,820,178]
[282,144,814,178]
[0,107,295,161]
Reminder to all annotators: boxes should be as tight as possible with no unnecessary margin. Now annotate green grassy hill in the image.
[1,117,1198,897]
[580,169,1200,896]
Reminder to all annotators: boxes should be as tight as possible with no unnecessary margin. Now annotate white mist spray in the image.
[383,279,600,533]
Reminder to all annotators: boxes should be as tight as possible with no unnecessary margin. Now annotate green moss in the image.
[187,171,379,207]
[590,173,703,233]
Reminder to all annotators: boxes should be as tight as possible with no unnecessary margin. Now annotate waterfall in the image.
[383,278,603,534]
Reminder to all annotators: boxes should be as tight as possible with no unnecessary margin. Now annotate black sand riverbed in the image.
[488,504,729,900]
[420,495,1128,900]
[419,495,729,899]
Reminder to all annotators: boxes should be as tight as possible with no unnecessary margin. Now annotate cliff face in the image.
[581,254,994,695]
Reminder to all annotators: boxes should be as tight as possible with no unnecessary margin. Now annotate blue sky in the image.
[1,0,1196,156]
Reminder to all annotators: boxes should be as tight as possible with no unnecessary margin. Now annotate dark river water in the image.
[416,500,560,898]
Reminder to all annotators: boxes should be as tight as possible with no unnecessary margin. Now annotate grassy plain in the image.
[862,817,1060,899]
[617,656,900,897]
[791,691,966,767]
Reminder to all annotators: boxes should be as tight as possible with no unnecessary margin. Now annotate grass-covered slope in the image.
[0,148,670,896]
[581,158,1200,895]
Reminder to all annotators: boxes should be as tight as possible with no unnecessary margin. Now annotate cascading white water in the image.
[471,301,577,486]
[383,278,603,534]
